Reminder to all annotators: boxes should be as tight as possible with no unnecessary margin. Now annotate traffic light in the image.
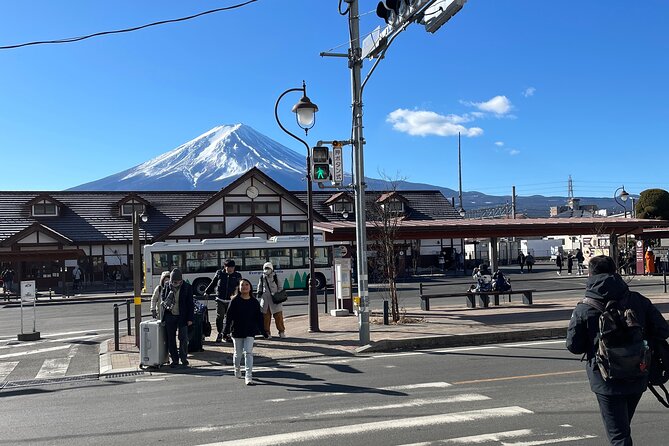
[311,146,331,182]
[376,0,401,24]
[422,0,466,33]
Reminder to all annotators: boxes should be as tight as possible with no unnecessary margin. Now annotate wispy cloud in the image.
[522,87,536,97]
[462,95,513,115]
[386,109,483,137]
[509,149,520,155]
[494,141,504,147]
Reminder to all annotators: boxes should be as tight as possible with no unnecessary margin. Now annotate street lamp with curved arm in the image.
[614,185,629,218]
[274,81,320,332]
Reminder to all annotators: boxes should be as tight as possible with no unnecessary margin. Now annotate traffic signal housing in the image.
[311,146,331,182]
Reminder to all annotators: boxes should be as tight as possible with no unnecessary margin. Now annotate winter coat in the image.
[566,273,669,395]
[204,270,242,300]
[645,251,656,274]
[223,295,266,339]
[161,281,195,326]
[257,272,284,314]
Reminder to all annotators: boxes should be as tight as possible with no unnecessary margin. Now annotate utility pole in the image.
[347,0,370,345]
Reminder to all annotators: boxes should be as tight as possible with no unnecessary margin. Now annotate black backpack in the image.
[648,337,669,407]
[582,297,651,381]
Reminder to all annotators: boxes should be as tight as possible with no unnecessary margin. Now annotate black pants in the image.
[595,392,643,446]
[215,299,229,334]
[164,311,188,364]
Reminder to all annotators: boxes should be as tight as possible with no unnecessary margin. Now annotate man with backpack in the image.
[566,255,669,445]
[204,259,241,343]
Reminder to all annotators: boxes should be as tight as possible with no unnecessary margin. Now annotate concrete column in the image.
[489,237,499,271]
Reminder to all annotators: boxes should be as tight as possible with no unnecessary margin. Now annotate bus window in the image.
[220,250,243,270]
[244,249,267,271]
[185,250,218,274]
[152,252,184,275]
[314,247,329,267]
[268,248,290,269]
[291,247,307,268]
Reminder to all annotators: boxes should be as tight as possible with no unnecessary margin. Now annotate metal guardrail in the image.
[113,299,134,351]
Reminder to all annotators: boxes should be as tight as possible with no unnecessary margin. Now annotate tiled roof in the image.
[294,190,461,222]
[0,191,213,243]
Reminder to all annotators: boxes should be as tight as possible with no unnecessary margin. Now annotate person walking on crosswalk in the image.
[223,278,268,385]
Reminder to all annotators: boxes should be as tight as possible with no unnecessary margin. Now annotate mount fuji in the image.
[70,124,309,191]
[69,123,618,217]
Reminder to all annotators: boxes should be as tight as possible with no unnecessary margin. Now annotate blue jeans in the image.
[595,392,643,446]
[164,312,189,364]
[232,337,255,377]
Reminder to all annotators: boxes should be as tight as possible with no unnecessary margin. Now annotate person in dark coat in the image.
[517,251,526,273]
[566,255,669,445]
[223,278,268,385]
[204,259,242,343]
[555,253,563,275]
[567,252,574,275]
[161,268,195,368]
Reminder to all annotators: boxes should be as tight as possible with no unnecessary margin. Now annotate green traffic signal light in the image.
[313,164,330,181]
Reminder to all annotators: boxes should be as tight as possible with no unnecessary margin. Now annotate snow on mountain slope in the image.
[70,124,307,191]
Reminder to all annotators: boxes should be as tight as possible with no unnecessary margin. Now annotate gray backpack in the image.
[582,297,651,381]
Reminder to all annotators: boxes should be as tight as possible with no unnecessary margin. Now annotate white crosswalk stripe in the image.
[0,361,19,381]
[189,379,599,446]
[35,357,71,379]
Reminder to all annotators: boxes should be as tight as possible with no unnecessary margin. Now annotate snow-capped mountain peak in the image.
[70,124,307,191]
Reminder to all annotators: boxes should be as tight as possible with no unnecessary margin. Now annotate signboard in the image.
[334,258,352,312]
[21,280,36,299]
[332,145,344,184]
[636,240,645,274]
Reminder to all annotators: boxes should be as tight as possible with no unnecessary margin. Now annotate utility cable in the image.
[0,0,258,50]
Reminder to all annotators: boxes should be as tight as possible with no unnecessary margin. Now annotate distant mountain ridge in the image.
[69,123,619,217]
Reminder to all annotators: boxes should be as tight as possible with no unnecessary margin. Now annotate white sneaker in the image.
[279,332,286,338]
[245,376,254,386]
[234,368,242,379]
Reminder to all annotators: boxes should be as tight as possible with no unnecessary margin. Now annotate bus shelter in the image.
[314,217,668,272]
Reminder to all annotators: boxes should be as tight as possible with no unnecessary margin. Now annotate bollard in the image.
[664,271,667,294]
[323,288,328,313]
[113,304,120,351]
[383,300,390,325]
[49,288,52,300]
[126,299,132,336]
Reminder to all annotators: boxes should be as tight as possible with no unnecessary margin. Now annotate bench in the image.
[419,283,534,310]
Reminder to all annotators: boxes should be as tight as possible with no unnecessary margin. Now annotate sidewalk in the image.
[99,292,669,375]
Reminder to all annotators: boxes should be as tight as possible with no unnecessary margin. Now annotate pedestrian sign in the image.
[312,146,331,183]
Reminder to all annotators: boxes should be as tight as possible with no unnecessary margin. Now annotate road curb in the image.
[356,327,568,354]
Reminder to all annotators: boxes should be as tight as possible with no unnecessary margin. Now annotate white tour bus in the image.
[144,236,338,296]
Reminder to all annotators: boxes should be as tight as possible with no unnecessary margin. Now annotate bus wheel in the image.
[193,278,211,296]
[313,273,326,290]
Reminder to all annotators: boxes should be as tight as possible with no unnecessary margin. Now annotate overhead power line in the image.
[0,0,258,50]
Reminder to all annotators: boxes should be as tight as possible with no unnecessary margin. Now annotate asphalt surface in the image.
[3,340,669,445]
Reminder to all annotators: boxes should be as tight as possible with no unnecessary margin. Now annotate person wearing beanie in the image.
[257,262,286,338]
[204,258,242,343]
[161,268,195,367]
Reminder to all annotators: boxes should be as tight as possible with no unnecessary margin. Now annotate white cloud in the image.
[522,87,536,97]
[494,141,504,147]
[386,109,483,137]
[473,95,512,115]
[509,149,520,156]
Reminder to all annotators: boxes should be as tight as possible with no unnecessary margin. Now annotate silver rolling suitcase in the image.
[139,319,168,368]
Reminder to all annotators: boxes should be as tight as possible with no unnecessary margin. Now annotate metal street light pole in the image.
[347,0,370,345]
[274,81,320,332]
[614,185,630,217]
[132,210,142,347]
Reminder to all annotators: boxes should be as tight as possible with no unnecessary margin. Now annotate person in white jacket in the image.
[257,262,286,338]
[150,271,170,319]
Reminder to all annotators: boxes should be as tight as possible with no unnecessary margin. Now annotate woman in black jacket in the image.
[223,279,268,385]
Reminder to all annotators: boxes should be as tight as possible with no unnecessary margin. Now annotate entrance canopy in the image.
[314,217,668,242]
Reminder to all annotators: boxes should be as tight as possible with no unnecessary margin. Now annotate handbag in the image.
[265,276,287,304]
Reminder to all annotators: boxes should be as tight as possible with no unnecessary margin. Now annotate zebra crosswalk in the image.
[0,329,112,385]
[188,379,599,446]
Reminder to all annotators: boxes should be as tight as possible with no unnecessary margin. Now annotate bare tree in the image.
[368,172,407,323]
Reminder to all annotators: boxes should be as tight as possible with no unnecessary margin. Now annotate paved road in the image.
[2,339,668,445]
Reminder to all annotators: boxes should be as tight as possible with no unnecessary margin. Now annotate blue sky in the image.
[1,0,667,199]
